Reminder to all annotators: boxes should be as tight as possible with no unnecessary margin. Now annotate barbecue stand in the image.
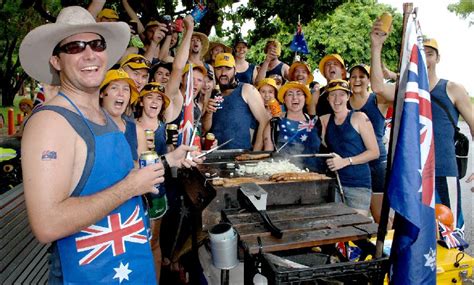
[181,150,389,284]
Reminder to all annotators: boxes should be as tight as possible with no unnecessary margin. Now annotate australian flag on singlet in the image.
[387,12,436,285]
[59,198,156,284]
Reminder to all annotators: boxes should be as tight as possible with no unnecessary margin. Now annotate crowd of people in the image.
[17,2,473,284]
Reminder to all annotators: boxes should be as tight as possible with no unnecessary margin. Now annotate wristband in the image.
[348,157,353,165]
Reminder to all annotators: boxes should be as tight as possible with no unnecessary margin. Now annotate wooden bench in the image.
[0,184,50,284]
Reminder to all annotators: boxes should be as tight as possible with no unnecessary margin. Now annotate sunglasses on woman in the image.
[53,38,107,55]
[327,80,350,90]
[143,84,165,93]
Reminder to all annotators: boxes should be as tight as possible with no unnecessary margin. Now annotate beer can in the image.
[166,124,178,145]
[210,92,224,110]
[139,151,167,220]
[267,98,282,117]
[379,12,392,35]
[203,132,215,150]
[144,129,155,149]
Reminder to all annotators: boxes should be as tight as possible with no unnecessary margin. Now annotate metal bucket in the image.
[209,223,238,270]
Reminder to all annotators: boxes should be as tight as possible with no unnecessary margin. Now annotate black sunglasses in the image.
[124,56,151,68]
[143,84,165,93]
[53,38,106,55]
[327,80,349,90]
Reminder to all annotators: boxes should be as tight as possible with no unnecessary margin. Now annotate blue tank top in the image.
[350,93,387,165]
[277,116,321,171]
[210,83,253,150]
[236,63,255,84]
[325,111,371,188]
[154,121,167,155]
[123,115,138,161]
[46,93,156,284]
[431,79,459,176]
[266,62,286,84]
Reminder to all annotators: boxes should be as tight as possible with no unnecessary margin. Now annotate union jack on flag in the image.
[75,205,147,266]
[438,221,468,249]
[388,11,437,284]
[297,118,316,132]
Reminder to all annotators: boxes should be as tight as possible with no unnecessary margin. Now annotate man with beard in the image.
[203,53,269,150]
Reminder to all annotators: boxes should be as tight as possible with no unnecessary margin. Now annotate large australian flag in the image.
[387,12,436,285]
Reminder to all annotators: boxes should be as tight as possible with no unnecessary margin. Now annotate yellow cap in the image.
[139,82,170,110]
[319,54,346,79]
[257,78,279,92]
[214,53,235,68]
[289,61,314,85]
[277,81,312,105]
[325,79,351,94]
[423,38,439,52]
[120,54,151,70]
[100,68,140,104]
[182,64,207,76]
[349,64,370,77]
[97,8,119,20]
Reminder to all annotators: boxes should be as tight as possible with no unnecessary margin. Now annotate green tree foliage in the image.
[0,0,62,105]
[244,1,402,76]
[448,0,474,25]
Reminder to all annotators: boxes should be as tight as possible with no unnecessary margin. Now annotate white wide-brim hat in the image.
[19,6,130,85]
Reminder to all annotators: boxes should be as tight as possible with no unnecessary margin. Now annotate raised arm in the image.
[87,0,106,19]
[370,18,396,102]
[143,24,168,62]
[255,51,277,85]
[122,0,145,35]
[164,15,194,123]
[21,111,163,243]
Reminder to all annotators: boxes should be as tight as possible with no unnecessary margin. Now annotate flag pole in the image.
[375,2,414,259]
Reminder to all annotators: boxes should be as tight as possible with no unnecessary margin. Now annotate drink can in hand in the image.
[139,151,167,220]
[379,12,392,35]
[166,124,178,145]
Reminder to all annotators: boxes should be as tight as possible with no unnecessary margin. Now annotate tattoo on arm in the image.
[41,150,57,161]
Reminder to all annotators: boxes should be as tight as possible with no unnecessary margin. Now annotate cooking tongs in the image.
[239,183,283,239]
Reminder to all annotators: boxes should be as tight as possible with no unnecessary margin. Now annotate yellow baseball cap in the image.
[319,54,346,79]
[97,8,119,20]
[349,64,370,77]
[289,61,314,85]
[214,53,235,68]
[277,81,312,105]
[100,68,140,104]
[140,82,170,110]
[423,38,439,52]
[325,79,351,95]
[182,64,207,76]
[120,54,151,70]
[257,78,279,92]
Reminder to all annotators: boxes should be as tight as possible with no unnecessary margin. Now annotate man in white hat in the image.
[19,6,199,283]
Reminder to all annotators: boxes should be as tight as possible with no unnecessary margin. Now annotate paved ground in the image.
[459,121,473,256]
